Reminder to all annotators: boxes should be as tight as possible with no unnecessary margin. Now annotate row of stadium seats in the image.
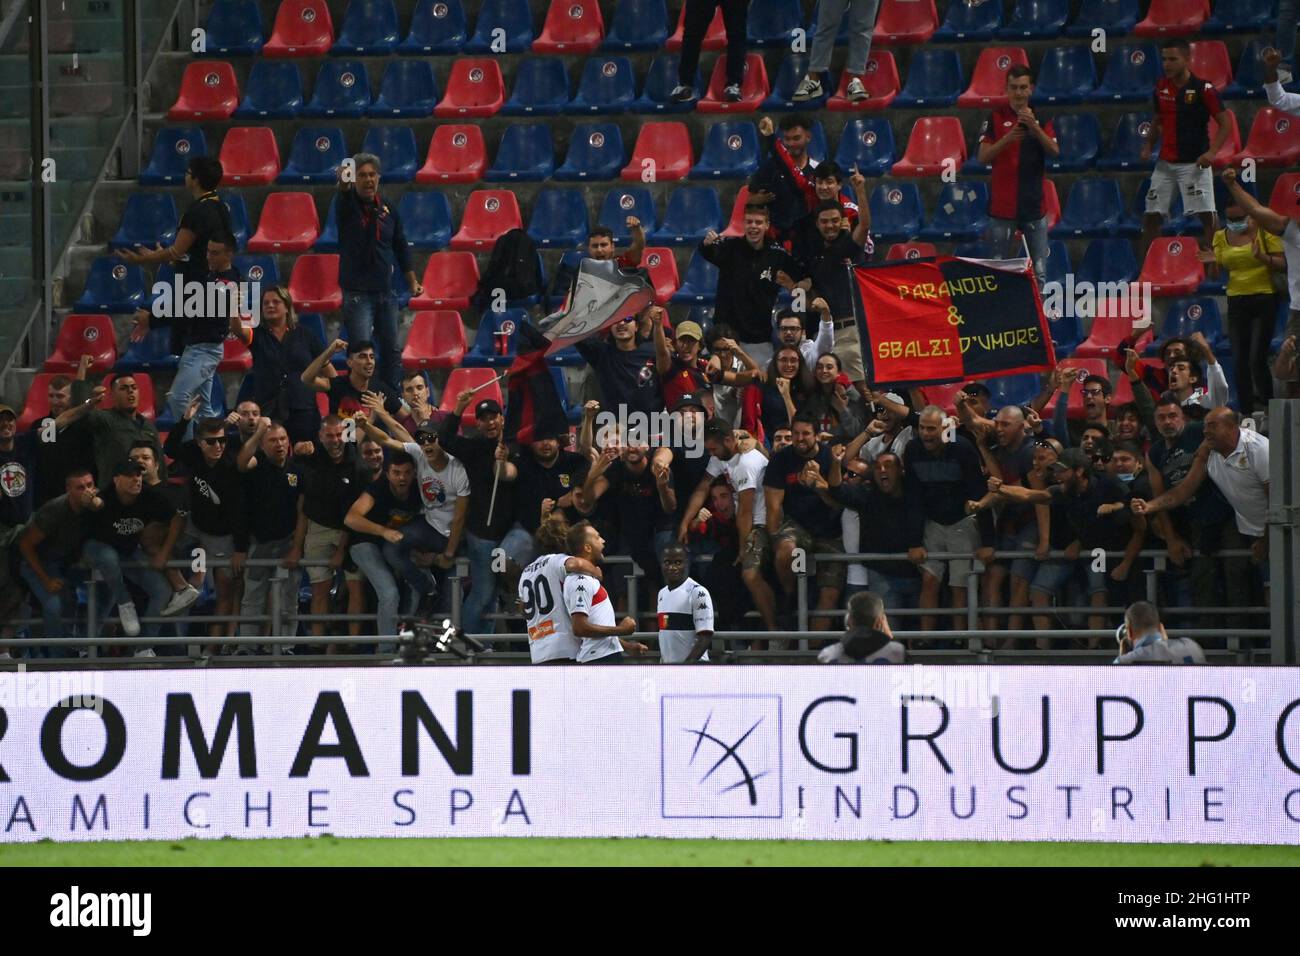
[199,0,1279,59]
[169,39,1294,125]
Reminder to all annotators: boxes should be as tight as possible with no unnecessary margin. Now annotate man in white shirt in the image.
[775,304,836,372]
[516,514,601,664]
[564,520,648,663]
[1263,47,1300,115]
[656,544,715,663]
[818,590,905,664]
[1113,600,1205,664]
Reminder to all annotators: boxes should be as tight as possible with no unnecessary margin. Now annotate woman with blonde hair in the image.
[247,284,326,442]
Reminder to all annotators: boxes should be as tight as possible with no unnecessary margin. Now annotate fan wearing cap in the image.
[653,317,715,418]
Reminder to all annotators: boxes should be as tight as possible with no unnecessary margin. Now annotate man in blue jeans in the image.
[336,153,423,397]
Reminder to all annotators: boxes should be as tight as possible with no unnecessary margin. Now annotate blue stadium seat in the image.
[332,0,400,54]
[110,194,178,250]
[222,192,250,249]
[369,60,440,116]
[204,0,264,55]
[1097,112,1155,170]
[806,120,829,164]
[400,0,468,53]
[1077,237,1140,286]
[278,127,347,183]
[360,126,419,182]
[116,328,179,373]
[75,258,146,313]
[501,57,571,116]
[570,56,636,113]
[598,187,658,239]
[1123,177,1192,236]
[464,308,528,367]
[1091,43,1160,102]
[918,181,989,241]
[484,124,555,181]
[988,373,1042,408]
[554,122,625,180]
[302,61,372,118]
[684,305,715,337]
[527,188,589,247]
[1043,238,1071,289]
[465,0,534,53]
[998,0,1068,38]
[649,186,722,244]
[834,117,896,176]
[670,248,719,304]
[1154,298,1228,355]
[762,55,825,111]
[954,240,999,259]
[602,0,669,50]
[747,0,802,47]
[397,191,453,249]
[314,195,340,252]
[1270,298,1290,353]
[235,61,303,118]
[233,253,278,288]
[1047,113,1100,171]
[868,183,924,241]
[1033,46,1097,104]
[1203,0,1276,34]
[1051,178,1126,238]
[1224,40,1276,98]
[892,49,962,108]
[934,0,1002,40]
[691,121,760,178]
[1065,0,1138,36]
[633,54,703,113]
[139,128,207,185]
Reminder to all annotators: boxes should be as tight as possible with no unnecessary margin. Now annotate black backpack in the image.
[472,228,543,311]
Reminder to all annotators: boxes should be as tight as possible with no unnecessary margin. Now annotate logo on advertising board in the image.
[660,695,782,819]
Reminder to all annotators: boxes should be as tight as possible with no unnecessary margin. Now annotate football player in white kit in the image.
[517,514,601,664]
[564,521,648,663]
[1113,600,1206,664]
[656,544,715,663]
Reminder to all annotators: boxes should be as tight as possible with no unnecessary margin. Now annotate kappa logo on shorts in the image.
[660,695,783,819]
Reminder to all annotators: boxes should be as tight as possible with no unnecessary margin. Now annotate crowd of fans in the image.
[0,19,1294,660]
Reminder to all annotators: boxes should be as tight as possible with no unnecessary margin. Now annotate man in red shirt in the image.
[977,66,1060,290]
[1140,39,1232,260]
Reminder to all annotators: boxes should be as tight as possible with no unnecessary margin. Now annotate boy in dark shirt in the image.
[302,338,404,419]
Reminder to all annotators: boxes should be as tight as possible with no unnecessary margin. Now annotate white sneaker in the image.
[0,651,12,661]
[846,76,868,102]
[670,84,694,102]
[133,647,157,659]
[162,584,199,617]
[1279,67,1294,86]
[118,601,140,637]
[792,75,823,101]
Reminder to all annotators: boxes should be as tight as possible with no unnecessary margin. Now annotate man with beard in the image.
[817,590,905,664]
[563,520,648,663]
[580,435,675,597]
[575,314,661,419]
[62,373,167,490]
[750,115,819,239]
[29,365,98,506]
[800,189,873,390]
[655,543,714,663]
[774,306,835,370]
[516,513,601,665]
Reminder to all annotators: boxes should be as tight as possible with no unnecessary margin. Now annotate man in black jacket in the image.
[337,154,423,397]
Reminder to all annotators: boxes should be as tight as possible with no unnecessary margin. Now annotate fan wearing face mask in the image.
[1198,205,1285,418]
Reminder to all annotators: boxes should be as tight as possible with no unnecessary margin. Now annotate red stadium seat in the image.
[263,0,334,57]
[884,241,937,261]
[1268,172,1300,216]
[441,367,503,427]
[411,252,480,309]
[920,381,965,414]
[219,334,254,373]
[247,192,320,252]
[99,372,157,421]
[1138,237,1205,296]
[450,190,523,250]
[640,247,682,303]
[167,61,239,121]
[416,125,486,183]
[533,0,605,54]
[827,51,901,111]
[620,122,693,181]
[698,53,769,113]
[1072,305,1153,360]
[1189,40,1233,92]
[1232,108,1300,168]
[434,59,505,118]
[721,185,751,237]
[873,0,939,46]
[16,373,59,431]
[288,254,342,312]
[1134,0,1209,37]
[1208,110,1242,168]
[219,127,281,185]
[43,313,118,373]
[956,47,1030,108]
[403,310,468,370]
[665,5,725,52]
[1042,359,1137,419]
[891,116,966,176]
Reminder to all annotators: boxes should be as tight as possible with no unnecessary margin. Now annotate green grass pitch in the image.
[2,838,1298,866]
